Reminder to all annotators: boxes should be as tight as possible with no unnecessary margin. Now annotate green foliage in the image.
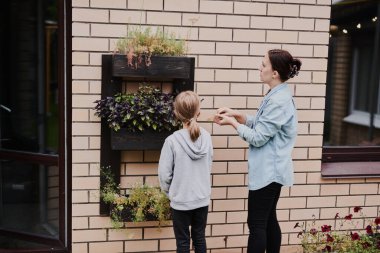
[100,166,171,229]
[128,184,171,223]
[100,165,119,204]
[94,83,181,132]
[115,27,186,68]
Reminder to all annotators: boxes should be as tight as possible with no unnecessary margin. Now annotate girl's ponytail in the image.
[173,91,201,142]
[187,117,200,142]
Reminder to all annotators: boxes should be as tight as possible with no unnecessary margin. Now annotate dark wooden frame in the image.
[111,129,173,150]
[322,1,380,178]
[322,146,380,163]
[0,0,71,251]
[99,54,195,215]
[110,202,172,223]
[322,146,380,178]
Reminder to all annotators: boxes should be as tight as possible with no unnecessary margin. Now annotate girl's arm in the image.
[158,140,174,195]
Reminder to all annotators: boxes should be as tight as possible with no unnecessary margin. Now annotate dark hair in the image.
[268,49,302,82]
[174,91,201,142]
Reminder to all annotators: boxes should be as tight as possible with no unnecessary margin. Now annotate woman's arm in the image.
[237,100,287,147]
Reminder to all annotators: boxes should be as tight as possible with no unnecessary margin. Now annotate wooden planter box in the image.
[100,54,195,215]
[110,204,157,222]
[110,128,173,150]
[112,54,193,79]
[110,203,172,222]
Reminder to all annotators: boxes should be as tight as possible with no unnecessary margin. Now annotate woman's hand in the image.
[214,113,240,129]
[216,107,236,117]
[215,107,247,125]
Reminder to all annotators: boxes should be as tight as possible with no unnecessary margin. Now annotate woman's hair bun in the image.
[288,59,302,79]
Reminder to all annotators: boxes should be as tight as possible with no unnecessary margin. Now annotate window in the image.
[0,0,71,251]
[322,0,380,177]
[343,36,380,141]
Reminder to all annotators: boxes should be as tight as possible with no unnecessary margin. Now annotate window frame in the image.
[322,0,380,178]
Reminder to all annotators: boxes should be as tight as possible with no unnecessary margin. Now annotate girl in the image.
[158,91,213,253]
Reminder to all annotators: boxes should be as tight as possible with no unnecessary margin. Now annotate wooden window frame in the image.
[322,147,380,178]
[322,1,380,178]
[0,0,71,251]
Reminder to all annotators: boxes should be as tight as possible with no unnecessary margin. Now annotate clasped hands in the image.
[213,107,239,128]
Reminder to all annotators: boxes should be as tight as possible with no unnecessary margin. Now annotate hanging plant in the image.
[100,166,171,228]
[94,83,181,133]
[114,27,187,69]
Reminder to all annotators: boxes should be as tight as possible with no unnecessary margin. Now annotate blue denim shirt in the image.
[236,83,297,190]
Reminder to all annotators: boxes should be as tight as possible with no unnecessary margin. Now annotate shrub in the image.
[295,207,380,252]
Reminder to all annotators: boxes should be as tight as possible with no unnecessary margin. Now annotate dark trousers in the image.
[171,206,208,253]
[247,182,282,253]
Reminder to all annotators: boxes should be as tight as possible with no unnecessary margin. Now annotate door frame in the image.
[0,0,71,251]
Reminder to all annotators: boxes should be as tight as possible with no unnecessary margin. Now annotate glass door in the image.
[0,0,68,251]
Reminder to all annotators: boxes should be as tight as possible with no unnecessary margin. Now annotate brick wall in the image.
[71,0,380,253]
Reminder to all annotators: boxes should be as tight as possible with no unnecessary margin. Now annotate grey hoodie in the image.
[158,127,213,210]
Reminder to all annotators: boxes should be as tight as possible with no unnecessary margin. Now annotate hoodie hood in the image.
[173,128,210,160]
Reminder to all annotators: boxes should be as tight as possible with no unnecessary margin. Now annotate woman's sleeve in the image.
[236,100,287,147]
[158,139,174,195]
[245,114,255,128]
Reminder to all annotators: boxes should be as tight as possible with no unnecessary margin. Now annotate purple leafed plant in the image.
[94,83,181,132]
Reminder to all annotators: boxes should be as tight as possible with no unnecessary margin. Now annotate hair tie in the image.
[186,118,194,125]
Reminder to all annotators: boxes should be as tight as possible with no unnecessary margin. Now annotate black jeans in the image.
[171,206,208,253]
[247,182,282,253]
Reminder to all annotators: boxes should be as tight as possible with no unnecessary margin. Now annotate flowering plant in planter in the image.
[94,83,181,133]
[294,207,380,252]
[100,166,171,229]
[115,27,187,68]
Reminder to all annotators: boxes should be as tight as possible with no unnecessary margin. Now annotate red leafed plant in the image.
[294,207,380,252]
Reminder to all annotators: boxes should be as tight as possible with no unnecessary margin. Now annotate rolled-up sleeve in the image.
[237,100,287,147]
[245,115,255,128]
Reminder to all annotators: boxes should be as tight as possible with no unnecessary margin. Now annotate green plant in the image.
[295,207,380,252]
[115,27,187,68]
[100,166,171,229]
[127,184,171,223]
[94,83,181,132]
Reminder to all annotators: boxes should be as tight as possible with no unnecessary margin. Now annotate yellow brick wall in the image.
[71,0,380,252]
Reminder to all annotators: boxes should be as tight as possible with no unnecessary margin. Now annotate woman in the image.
[158,91,213,253]
[214,49,301,253]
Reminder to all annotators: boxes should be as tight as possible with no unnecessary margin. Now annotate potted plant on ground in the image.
[101,166,171,229]
[94,83,181,150]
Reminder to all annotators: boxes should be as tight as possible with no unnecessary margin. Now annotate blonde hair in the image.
[174,91,201,142]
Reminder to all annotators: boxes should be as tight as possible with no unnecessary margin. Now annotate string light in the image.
[372,17,378,22]
[343,29,348,34]
[356,23,361,29]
